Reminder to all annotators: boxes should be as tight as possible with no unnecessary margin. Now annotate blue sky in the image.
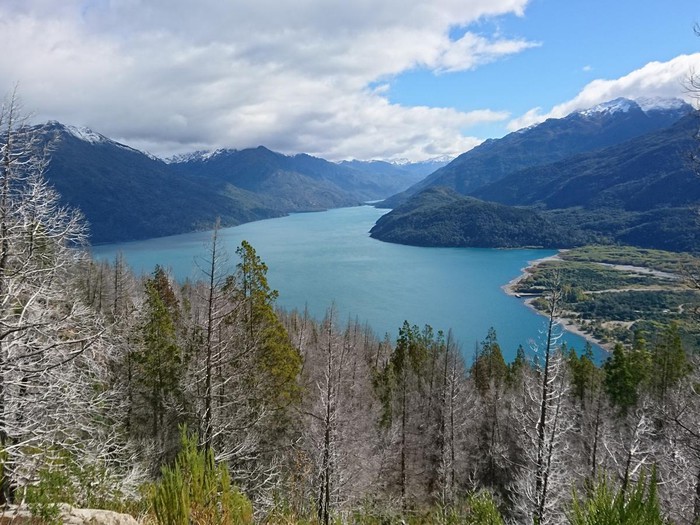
[387,0,700,139]
[1,0,699,161]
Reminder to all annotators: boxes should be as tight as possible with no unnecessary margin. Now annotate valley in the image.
[38,122,443,244]
[4,2,700,523]
[6,94,700,525]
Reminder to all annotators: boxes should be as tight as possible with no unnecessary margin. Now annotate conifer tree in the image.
[135,266,183,446]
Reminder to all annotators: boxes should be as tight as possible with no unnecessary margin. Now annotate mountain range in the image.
[32,123,429,244]
[380,98,693,208]
[371,98,700,252]
[27,96,700,251]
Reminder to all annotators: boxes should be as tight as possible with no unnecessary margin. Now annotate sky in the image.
[1,0,699,162]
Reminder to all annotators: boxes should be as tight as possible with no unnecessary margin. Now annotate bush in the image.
[568,469,665,525]
[151,427,253,525]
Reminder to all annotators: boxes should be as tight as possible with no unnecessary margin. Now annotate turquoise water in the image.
[91,205,603,362]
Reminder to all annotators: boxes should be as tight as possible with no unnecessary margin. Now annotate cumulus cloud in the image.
[0,0,530,161]
[508,54,700,131]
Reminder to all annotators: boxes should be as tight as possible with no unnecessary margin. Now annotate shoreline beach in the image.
[501,250,613,353]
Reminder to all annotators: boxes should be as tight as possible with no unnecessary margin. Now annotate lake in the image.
[91,205,602,362]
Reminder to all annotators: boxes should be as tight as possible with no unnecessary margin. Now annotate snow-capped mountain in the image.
[577,96,693,119]
[382,96,695,207]
[44,121,161,161]
[165,148,234,164]
[578,97,638,117]
[64,124,108,144]
[28,121,429,243]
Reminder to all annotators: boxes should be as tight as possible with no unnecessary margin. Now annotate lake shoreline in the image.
[501,250,613,353]
[94,206,596,360]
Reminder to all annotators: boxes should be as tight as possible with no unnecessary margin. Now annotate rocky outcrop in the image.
[0,504,139,524]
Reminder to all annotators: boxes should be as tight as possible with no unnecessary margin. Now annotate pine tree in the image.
[134,266,184,448]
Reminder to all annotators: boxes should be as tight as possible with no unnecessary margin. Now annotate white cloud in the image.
[0,0,529,161]
[432,32,540,73]
[508,54,700,131]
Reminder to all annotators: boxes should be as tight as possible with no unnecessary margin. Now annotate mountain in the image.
[36,122,280,244]
[369,187,582,248]
[370,105,700,252]
[338,158,449,189]
[32,122,428,244]
[381,97,694,208]
[472,112,700,210]
[168,146,432,211]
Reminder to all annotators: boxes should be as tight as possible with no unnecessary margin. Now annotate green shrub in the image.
[465,492,505,525]
[25,466,76,525]
[568,469,665,525]
[151,426,253,525]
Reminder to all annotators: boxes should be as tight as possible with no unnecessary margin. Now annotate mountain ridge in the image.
[31,122,428,243]
[370,103,700,252]
[380,97,694,208]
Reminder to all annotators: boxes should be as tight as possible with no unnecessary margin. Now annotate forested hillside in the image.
[32,123,425,244]
[381,98,693,208]
[371,110,700,252]
[36,122,283,243]
[1,100,700,525]
[369,187,584,248]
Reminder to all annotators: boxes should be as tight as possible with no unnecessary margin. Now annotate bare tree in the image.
[0,90,128,503]
[511,281,573,525]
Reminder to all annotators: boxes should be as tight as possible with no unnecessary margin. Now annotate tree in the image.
[604,343,649,414]
[177,237,300,502]
[649,323,690,401]
[567,344,606,483]
[469,328,512,500]
[512,279,573,525]
[0,90,124,503]
[435,330,469,507]
[235,240,301,411]
[134,266,184,447]
[301,308,382,525]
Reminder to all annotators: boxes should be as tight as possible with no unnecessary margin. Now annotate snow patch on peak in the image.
[388,155,454,166]
[422,154,455,164]
[65,125,106,144]
[165,148,233,164]
[578,98,638,117]
[635,96,691,112]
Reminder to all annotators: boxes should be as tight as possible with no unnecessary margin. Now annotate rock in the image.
[0,503,139,524]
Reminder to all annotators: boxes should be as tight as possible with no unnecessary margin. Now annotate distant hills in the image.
[32,123,427,244]
[369,187,578,248]
[380,97,693,208]
[28,96,700,252]
[371,98,700,252]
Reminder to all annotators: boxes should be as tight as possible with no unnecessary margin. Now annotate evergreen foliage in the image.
[4,94,700,523]
[136,265,184,441]
[151,427,253,525]
[568,470,665,525]
[236,240,302,408]
[603,343,649,413]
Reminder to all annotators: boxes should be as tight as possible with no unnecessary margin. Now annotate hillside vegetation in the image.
[35,123,424,244]
[2,107,699,525]
[510,245,700,348]
[381,98,692,208]
[372,110,700,252]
